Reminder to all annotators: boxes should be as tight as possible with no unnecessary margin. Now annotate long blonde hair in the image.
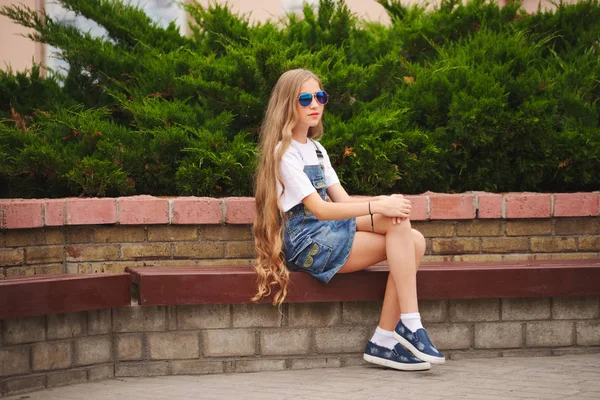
[253,69,324,305]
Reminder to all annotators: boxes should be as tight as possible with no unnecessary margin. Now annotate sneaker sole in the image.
[363,353,431,371]
[393,332,446,364]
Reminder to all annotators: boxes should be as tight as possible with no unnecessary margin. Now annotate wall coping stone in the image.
[0,192,598,229]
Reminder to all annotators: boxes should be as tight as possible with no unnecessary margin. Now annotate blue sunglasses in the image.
[298,91,329,107]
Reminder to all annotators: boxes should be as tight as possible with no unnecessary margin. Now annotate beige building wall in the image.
[191,0,392,24]
[0,0,582,73]
[0,0,43,73]
[191,0,576,23]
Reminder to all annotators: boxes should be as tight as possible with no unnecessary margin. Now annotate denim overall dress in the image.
[282,140,357,283]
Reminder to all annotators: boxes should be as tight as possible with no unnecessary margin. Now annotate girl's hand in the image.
[373,195,411,224]
[390,194,410,224]
[391,194,412,225]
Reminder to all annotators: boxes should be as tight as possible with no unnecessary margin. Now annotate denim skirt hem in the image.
[284,217,357,284]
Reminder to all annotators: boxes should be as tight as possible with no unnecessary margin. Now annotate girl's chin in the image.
[295,119,321,129]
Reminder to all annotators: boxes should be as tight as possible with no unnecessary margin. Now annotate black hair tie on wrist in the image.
[368,202,374,232]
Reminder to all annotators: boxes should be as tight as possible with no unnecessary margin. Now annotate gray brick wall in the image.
[32,342,72,371]
[261,328,311,355]
[75,336,112,365]
[502,298,551,320]
[147,332,200,360]
[1,296,600,398]
[232,304,282,328]
[202,329,255,357]
[116,334,143,361]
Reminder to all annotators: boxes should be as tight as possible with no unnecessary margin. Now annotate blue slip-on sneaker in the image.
[393,321,446,364]
[363,341,431,371]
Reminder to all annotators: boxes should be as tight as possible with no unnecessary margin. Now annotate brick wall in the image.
[1,298,599,396]
[1,193,600,277]
[3,217,600,277]
[1,192,600,396]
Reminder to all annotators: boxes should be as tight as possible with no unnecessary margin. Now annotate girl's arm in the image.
[302,191,411,221]
[326,183,386,203]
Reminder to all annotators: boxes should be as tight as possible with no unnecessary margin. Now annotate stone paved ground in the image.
[5,354,600,400]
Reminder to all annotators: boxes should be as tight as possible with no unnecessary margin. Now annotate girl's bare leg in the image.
[339,215,426,330]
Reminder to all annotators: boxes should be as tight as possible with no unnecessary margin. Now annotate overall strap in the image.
[310,139,325,170]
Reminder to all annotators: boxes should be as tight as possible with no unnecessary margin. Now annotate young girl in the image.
[253,68,444,371]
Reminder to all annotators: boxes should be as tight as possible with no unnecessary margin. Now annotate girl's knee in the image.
[388,217,412,234]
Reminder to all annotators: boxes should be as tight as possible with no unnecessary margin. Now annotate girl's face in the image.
[294,78,325,131]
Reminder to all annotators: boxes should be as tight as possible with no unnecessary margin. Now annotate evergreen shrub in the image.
[1,0,599,198]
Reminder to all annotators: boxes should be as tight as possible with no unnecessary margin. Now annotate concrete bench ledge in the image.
[0,273,131,320]
[126,259,600,306]
[3,260,600,320]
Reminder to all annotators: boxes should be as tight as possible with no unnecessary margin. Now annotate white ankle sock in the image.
[370,326,397,349]
[401,312,424,332]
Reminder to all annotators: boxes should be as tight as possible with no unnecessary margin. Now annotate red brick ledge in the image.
[0,192,598,229]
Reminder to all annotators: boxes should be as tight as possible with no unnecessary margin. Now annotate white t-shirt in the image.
[276,139,340,212]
